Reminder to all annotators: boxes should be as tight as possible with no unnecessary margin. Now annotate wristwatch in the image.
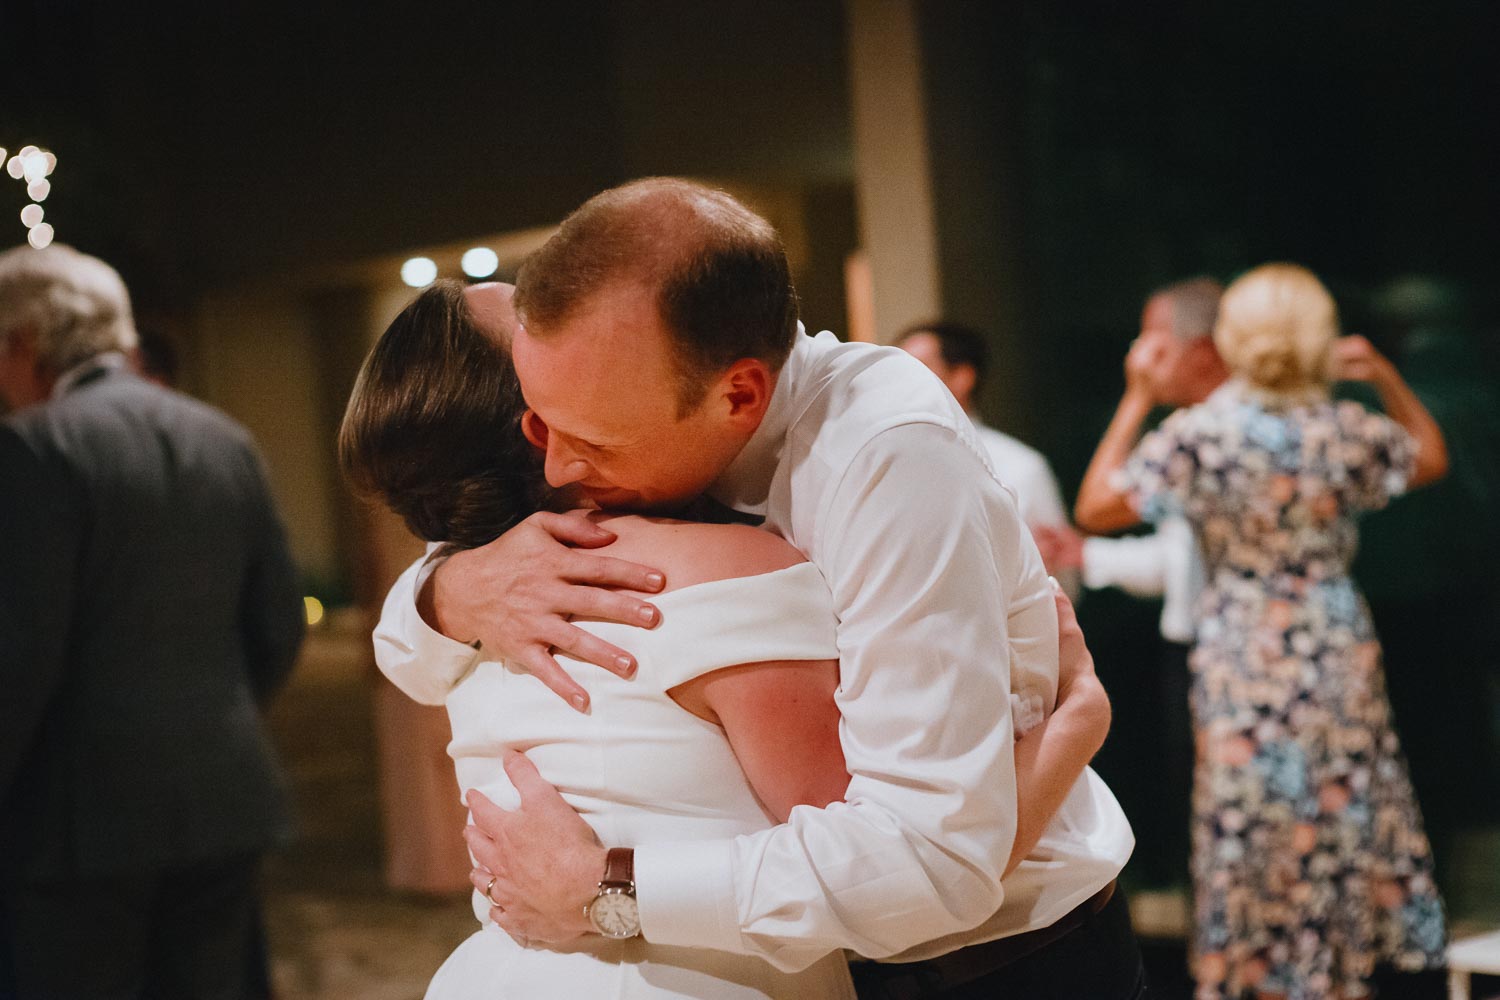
[585,847,640,939]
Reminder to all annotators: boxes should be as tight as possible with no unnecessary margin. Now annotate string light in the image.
[5,143,58,244]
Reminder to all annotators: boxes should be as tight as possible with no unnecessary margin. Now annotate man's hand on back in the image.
[465,753,604,946]
[421,510,666,712]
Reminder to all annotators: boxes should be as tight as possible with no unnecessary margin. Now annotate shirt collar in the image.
[51,351,128,399]
[707,323,811,515]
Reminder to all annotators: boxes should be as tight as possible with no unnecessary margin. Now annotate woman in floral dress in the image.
[1076,263,1449,999]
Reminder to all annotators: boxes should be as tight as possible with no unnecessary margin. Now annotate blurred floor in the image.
[262,620,473,1000]
[262,623,1500,1000]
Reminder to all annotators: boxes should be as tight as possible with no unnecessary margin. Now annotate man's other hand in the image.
[421,510,665,712]
[465,753,606,946]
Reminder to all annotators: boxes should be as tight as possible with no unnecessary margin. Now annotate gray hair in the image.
[1151,276,1223,341]
[0,244,137,373]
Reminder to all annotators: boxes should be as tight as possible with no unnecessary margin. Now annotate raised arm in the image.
[1332,335,1449,488]
[1074,331,1172,534]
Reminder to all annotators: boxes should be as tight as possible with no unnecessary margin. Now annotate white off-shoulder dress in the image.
[425,562,857,999]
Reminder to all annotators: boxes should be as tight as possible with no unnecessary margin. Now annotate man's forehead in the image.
[512,321,677,436]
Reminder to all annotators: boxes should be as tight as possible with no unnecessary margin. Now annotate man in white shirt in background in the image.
[374,178,1144,998]
[897,321,1079,600]
[1040,276,1226,890]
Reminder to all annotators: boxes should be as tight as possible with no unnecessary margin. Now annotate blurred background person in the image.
[897,320,1078,595]
[0,244,305,999]
[1039,277,1226,893]
[1075,263,1449,1000]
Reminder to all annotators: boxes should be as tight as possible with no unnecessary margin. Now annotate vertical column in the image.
[846,2,1034,437]
[846,0,942,344]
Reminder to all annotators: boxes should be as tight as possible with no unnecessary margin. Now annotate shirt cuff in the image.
[635,840,743,954]
[1080,537,1115,590]
[373,551,484,705]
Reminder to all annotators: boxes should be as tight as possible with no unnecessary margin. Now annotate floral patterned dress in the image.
[1120,381,1446,1000]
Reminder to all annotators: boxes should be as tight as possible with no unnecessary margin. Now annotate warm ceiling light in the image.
[461,247,500,279]
[20,204,43,228]
[27,178,49,201]
[28,222,54,248]
[401,257,438,287]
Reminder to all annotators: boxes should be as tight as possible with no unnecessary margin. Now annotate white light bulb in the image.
[461,247,500,278]
[401,257,438,288]
[23,153,47,183]
[17,145,37,159]
[27,178,49,201]
[5,157,22,179]
[28,222,54,248]
[42,151,56,175]
[20,204,43,228]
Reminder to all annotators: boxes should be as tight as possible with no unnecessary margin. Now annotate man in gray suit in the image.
[0,244,304,999]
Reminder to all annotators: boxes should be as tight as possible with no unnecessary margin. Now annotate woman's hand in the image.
[1331,335,1449,488]
[1330,335,1397,387]
[1124,329,1173,403]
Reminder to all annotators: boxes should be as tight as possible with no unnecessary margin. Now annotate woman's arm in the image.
[1074,333,1170,534]
[673,584,1110,860]
[1332,335,1449,488]
[1004,585,1110,874]
[671,660,847,823]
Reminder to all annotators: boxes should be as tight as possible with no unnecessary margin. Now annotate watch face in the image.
[589,889,639,939]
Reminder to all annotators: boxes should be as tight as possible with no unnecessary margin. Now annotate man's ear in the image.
[520,409,550,451]
[718,359,774,428]
[948,363,978,404]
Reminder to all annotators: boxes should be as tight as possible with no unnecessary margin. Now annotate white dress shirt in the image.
[971,420,1067,530]
[1082,515,1204,644]
[373,329,1132,971]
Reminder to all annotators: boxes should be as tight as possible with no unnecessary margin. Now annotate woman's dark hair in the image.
[338,279,548,551]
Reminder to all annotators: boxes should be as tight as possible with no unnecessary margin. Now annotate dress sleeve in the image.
[643,563,841,691]
[1336,401,1417,512]
[1114,408,1201,524]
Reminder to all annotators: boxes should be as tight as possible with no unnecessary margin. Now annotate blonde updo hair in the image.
[1214,263,1338,391]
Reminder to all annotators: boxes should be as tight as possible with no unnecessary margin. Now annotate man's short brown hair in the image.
[514,178,800,411]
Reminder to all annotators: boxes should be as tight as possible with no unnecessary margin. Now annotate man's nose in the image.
[542,442,592,488]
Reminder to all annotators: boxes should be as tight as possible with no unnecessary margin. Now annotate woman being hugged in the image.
[1076,263,1448,1000]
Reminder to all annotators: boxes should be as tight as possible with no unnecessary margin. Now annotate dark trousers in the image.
[1,852,261,1000]
[851,889,1149,1000]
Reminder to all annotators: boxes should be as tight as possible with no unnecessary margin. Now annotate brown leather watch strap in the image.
[601,847,635,887]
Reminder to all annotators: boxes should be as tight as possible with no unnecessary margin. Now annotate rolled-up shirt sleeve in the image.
[373,547,484,706]
[1082,531,1171,598]
[637,421,1022,969]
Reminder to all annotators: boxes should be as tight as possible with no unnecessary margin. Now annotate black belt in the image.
[853,878,1118,998]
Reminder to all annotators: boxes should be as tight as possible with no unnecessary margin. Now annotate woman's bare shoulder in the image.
[589,512,806,594]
